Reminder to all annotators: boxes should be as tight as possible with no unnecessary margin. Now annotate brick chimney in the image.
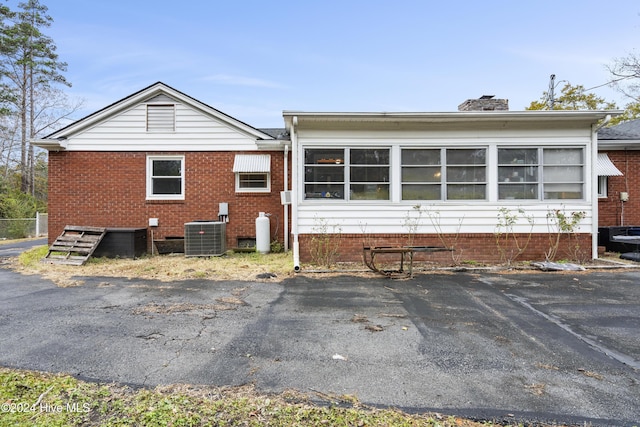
[458,95,509,111]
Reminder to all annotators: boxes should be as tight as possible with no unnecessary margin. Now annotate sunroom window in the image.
[350,149,390,200]
[498,147,584,200]
[401,148,486,201]
[304,148,389,200]
[445,149,486,200]
[543,148,583,200]
[498,148,538,200]
[401,149,441,200]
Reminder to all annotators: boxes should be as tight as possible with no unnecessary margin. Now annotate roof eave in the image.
[283,110,622,130]
[31,139,67,151]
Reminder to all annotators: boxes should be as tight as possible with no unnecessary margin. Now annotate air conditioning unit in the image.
[184,221,226,257]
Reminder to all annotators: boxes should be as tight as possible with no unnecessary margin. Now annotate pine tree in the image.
[0,0,70,194]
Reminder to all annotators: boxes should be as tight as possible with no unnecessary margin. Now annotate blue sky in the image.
[9,0,640,127]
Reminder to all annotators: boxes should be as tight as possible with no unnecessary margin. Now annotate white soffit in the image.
[597,153,623,176]
[233,154,271,173]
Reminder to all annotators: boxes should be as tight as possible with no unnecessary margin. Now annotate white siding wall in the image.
[65,104,262,151]
[296,127,594,235]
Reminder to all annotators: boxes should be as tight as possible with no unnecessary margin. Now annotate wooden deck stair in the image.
[44,226,107,265]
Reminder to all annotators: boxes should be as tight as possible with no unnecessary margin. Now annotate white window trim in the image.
[146,155,185,200]
[235,172,271,193]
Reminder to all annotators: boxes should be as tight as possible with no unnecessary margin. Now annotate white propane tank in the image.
[256,212,271,253]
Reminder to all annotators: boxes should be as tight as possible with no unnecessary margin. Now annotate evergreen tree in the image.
[0,0,70,194]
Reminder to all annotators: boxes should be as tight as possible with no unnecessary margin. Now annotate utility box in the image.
[94,228,147,258]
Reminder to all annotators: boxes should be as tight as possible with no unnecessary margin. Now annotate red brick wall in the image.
[598,150,640,226]
[48,151,291,251]
[298,233,593,264]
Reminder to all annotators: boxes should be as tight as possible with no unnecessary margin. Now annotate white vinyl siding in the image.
[62,104,267,151]
[295,203,594,235]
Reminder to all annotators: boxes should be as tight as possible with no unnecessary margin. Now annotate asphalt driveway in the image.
[0,259,639,426]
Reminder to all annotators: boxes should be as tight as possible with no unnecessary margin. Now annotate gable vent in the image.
[147,104,175,132]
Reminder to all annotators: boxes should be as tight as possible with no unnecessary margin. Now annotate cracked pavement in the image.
[0,260,639,426]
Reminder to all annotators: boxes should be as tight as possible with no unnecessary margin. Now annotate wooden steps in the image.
[44,226,107,265]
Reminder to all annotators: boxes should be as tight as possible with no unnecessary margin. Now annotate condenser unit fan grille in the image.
[184,221,226,257]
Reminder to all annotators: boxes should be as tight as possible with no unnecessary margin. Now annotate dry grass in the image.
[12,245,296,287]
[9,244,640,288]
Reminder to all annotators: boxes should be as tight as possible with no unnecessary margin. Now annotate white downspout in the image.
[592,114,612,260]
[291,116,301,272]
[283,143,289,252]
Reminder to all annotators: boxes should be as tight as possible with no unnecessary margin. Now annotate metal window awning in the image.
[597,153,623,176]
[233,154,271,173]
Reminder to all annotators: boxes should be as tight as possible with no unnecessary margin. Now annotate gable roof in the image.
[42,82,276,142]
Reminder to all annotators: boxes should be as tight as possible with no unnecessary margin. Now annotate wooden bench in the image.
[363,245,453,277]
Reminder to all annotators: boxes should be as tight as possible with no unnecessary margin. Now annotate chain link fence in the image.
[0,212,48,239]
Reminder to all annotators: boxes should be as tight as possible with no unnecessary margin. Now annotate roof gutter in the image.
[31,138,67,151]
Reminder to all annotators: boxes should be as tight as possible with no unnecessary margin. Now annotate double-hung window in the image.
[146,155,184,200]
[304,148,390,200]
[401,148,487,200]
[498,147,584,200]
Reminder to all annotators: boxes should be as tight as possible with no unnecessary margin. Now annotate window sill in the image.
[236,192,272,197]
[146,199,185,204]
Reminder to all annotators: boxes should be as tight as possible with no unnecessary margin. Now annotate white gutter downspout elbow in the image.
[291,116,301,272]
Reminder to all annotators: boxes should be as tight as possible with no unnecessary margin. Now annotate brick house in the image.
[34,82,291,254]
[598,119,640,227]
[35,84,619,267]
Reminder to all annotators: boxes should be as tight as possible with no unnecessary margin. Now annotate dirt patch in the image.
[133,302,234,315]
